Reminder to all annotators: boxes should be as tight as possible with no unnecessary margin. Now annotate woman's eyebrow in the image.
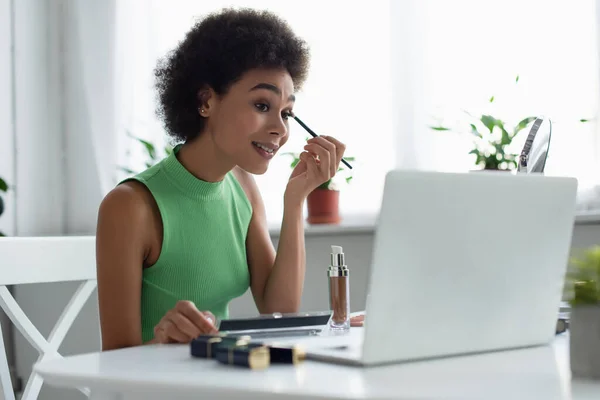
[249,83,295,102]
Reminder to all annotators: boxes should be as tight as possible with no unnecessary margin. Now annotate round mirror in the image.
[518,117,552,173]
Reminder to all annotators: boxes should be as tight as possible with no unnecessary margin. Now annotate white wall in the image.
[0,0,15,235]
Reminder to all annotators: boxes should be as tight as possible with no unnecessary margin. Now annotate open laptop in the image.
[305,169,578,366]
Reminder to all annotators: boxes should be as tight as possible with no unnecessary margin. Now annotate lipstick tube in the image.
[190,334,251,358]
[244,343,306,364]
[215,344,270,370]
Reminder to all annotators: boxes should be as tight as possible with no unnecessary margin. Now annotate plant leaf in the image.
[118,166,136,174]
[318,180,331,190]
[0,177,7,192]
[430,126,451,131]
[469,124,482,138]
[0,231,4,237]
[500,128,511,145]
[515,75,520,83]
[343,157,356,161]
[512,116,537,137]
[137,138,156,160]
[346,176,353,184]
[0,195,4,217]
[489,96,494,103]
[580,118,590,123]
[565,245,600,305]
[480,115,498,133]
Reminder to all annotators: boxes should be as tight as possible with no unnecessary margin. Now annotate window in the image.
[117,0,600,225]
[417,0,599,188]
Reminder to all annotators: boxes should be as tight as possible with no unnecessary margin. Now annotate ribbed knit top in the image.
[121,144,253,342]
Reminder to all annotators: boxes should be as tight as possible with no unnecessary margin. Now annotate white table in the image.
[35,328,600,400]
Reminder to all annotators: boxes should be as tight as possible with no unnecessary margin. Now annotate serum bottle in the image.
[327,245,350,332]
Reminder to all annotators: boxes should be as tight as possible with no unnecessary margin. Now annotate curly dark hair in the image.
[154,7,311,142]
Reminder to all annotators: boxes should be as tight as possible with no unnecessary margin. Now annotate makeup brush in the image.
[292,115,353,170]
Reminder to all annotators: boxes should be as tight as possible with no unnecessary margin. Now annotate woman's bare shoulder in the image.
[98,181,155,222]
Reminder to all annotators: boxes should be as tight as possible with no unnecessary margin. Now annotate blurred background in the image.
[1,0,600,399]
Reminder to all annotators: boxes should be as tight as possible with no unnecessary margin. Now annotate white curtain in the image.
[61,0,158,232]
[389,0,433,170]
[68,0,118,197]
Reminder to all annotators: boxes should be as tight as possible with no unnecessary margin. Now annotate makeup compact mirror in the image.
[518,117,552,174]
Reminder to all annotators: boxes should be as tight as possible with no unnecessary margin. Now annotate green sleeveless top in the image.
[121,145,253,342]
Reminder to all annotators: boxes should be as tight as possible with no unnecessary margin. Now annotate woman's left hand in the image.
[350,314,365,327]
[285,136,346,203]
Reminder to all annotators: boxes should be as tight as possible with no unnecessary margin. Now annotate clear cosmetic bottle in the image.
[327,245,350,332]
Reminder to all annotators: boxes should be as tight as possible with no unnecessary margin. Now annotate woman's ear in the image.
[197,87,216,117]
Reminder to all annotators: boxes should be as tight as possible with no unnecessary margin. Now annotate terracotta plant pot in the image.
[306,189,340,225]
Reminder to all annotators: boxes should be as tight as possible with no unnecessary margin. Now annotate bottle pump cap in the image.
[329,245,348,276]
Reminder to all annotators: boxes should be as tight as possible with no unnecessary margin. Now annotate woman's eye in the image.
[255,103,269,112]
[282,111,293,120]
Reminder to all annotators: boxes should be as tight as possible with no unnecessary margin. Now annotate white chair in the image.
[0,236,97,400]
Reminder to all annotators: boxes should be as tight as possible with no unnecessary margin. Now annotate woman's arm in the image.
[233,169,304,314]
[96,182,153,350]
[234,135,344,314]
[98,182,224,350]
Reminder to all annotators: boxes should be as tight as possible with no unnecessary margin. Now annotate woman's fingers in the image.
[303,150,320,179]
[350,314,365,327]
[201,311,217,328]
[306,137,337,177]
[166,310,201,340]
[157,319,189,343]
[304,142,332,181]
[321,135,346,170]
[175,301,219,334]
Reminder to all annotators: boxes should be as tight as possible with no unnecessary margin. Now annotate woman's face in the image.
[202,68,296,175]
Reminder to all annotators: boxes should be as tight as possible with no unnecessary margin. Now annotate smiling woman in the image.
[96,7,348,351]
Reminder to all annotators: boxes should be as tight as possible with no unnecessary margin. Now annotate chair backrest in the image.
[0,236,97,400]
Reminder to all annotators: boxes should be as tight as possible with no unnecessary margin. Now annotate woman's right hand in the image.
[153,300,219,344]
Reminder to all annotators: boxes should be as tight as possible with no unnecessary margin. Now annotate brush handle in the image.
[293,116,353,170]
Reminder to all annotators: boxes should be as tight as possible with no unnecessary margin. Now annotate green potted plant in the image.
[0,175,7,237]
[283,151,354,224]
[430,75,537,171]
[565,245,600,380]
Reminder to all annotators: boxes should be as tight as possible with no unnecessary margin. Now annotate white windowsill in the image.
[268,214,377,238]
[574,211,600,224]
[268,211,600,237]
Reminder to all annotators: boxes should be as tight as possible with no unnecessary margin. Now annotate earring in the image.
[199,107,205,114]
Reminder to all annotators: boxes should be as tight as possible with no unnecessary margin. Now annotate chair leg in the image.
[20,373,43,400]
[0,321,16,400]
